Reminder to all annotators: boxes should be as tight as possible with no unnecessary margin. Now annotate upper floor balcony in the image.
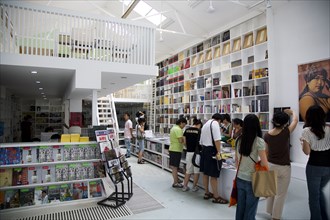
[0,1,155,66]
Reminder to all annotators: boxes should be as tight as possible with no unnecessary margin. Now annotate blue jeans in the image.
[124,138,131,156]
[236,177,259,220]
[306,164,330,220]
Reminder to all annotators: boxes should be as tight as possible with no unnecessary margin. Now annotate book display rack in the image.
[0,141,105,211]
[95,130,133,208]
[155,14,270,133]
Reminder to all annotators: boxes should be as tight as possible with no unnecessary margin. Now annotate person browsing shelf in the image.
[136,118,146,164]
[182,118,203,192]
[300,105,330,220]
[220,113,232,142]
[169,118,187,188]
[264,109,298,220]
[123,113,133,158]
[235,114,268,220]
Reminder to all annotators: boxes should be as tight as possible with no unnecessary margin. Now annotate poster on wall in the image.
[298,58,330,122]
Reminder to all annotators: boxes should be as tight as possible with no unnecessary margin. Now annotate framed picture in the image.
[232,38,241,52]
[298,58,330,122]
[243,33,253,49]
[256,28,267,45]
[222,42,230,56]
[214,46,220,58]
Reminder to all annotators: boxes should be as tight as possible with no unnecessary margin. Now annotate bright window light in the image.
[120,0,167,26]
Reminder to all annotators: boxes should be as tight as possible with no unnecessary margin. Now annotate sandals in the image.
[212,196,229,204]
[172,183,183,188]
[203,192,214,200]
[137,160,145,164]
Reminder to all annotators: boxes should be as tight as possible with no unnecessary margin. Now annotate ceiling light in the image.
[31,71,37,74]
[208,0,215,13]
[121,76,127,79]
[36,81,41,84]
[41,92,45,95]
[43,97,47,100]
[39,87,43,90]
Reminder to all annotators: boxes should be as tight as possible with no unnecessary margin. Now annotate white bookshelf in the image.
[155,14,270,133]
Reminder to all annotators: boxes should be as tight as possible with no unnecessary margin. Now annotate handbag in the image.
[250,156,277,197]
[229,137,242,207]
[192,150,201,167]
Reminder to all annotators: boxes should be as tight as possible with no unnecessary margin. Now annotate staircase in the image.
[96,94,119,146]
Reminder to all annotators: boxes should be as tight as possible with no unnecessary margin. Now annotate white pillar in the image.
[92,90,98,126]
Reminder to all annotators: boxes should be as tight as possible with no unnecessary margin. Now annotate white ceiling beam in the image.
[87,1,115,17]
[174,10,186,34]
[228,0,249,8]
[131,10,173,21]
[122,0,140,19]
[156,28,202,38]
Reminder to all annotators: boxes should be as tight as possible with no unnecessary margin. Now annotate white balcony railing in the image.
[0,2,155,65]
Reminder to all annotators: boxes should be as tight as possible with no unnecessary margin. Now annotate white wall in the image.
[270,0,330,164]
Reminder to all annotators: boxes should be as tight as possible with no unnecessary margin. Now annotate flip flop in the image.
[203,192,214,200]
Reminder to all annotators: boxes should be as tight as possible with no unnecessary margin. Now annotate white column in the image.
[92,90,98,126]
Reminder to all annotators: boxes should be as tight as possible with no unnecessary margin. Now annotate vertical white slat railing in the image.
[0,2,155,66]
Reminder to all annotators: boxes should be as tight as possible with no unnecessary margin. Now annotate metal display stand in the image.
[95,130,133,208]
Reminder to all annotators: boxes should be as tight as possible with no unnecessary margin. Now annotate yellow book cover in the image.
[79,137,89,142]
[0,168,13,187]
[61,134,71,143]
[70,134,81,142]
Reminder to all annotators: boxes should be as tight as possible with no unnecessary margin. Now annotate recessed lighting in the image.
[42,95,46,97]
[36,81,41,84]
[31,71,37,74]
[41,92,45,95]
[43,97,47,100]
[39,87,43,90]
[121,76,127,79]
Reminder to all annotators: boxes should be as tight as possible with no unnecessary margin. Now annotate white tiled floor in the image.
[125,157,311,220]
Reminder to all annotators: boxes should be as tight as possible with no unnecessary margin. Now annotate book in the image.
[68,163,79,181]
[19,188,34,207]
[41,165,55,183]
[89,180,103,198]
[93,162,106,178]
[72,182,88,200]
[55,164,69,182]
[0,191,5,210]
[0,168,12,187]
[0,148,5,165]
[80,162,94,179]
[21,147,37,164]
[70,145,79,161]
[34,186,48,205]
[38,146,53,163]
[78,144,86,160]
[28,167,41,184]
[60,184,73,201]
[5,189,20,209]
[52,145,63,162]
[63,145,71,161]
[12,167,28,186]
[5,147,21,165]
[48,185,60,202]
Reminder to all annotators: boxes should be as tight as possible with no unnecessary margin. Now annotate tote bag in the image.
[251,160,277,197]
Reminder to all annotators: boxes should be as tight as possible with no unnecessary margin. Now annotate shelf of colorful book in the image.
[0,141,97,148]
[0,159,102,169]
[0,177,104,191]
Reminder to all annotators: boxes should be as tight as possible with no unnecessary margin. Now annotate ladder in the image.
[97,94,119,146]
[148,77,157,131]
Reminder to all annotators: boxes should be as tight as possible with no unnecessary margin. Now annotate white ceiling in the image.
[1,0,278,101]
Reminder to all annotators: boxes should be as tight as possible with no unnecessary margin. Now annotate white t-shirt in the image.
[200,119,221,146]
[301,126,330,151]
[124,119,133,139]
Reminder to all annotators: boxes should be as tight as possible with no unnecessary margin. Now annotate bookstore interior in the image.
[0,1,329,220]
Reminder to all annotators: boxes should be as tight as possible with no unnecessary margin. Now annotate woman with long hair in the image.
[235,114,268,220]
[301,105,330,220]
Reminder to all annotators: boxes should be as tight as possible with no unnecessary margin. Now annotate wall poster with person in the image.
[298,58,330,122]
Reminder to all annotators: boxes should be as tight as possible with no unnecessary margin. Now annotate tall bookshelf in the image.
[155,14,270,133]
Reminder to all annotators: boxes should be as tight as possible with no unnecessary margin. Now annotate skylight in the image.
[121,0,167,26]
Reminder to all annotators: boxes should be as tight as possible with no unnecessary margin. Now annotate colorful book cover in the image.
[34,186,48,205]
[55,164,69,182]
[70,145,79,161]
[93,162,106,178]
[80,162,92,180]
[0,191,5,210]
[68,164,79,181]
[63,145,71,161]
[60,184,73,201]
[53,145,63,162]
[0,168,12,187]
[5,147,21,165]
[0,148,5,165]
[4,189,20,209]
[47,185,60,202]
[28,167,41,185]
[12,167,28,186]
[89,180,103,198]
[38,146,53,163]
[41,165,55,183]
[19,188,35,207]
[78,145,86,160]
[21,147,37,164]
[72,182,88,200]
[103,148,117,161]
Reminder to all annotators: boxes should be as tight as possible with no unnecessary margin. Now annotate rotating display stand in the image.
[95,130,133,208]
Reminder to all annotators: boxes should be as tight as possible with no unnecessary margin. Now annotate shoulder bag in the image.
[229,136,241,207]
[249,156,277,197]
